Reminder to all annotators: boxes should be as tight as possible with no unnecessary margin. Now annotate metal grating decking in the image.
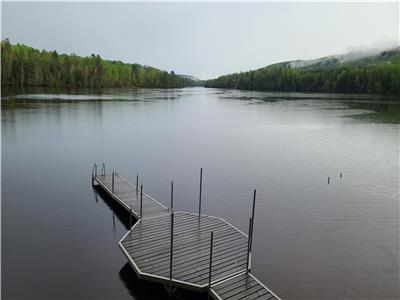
[120,212,248,289]
[95,173,170,219]
[92,164,281,299]
[210,272,280,300]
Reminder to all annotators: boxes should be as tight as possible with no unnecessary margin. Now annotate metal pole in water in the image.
[208,231,214,287]
[112,171,115,193]
[170,210,174,280]
[91,164,95,186]
[328,177,330,184]
[136,173,139,191]
[130,205,133,228]
[171,180,174,210]
[340,173,343,178]
[198,168,203,217]
[246,217,252,272]
[140,185,143,218]
[250,189,256,252]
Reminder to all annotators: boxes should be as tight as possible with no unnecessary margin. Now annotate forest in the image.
[205,49,400,95]
[3,39,399,95]
[1,39,197,89]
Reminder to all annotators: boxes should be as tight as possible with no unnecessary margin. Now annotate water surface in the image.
[2,87,399,299]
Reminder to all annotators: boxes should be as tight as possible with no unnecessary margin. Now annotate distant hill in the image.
[205,48,400,95]
[179,74,204,87]
[287,47,400,70]
[1,39,199,89]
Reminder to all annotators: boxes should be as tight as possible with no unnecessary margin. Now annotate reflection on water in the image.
[2,87,399,299]
[93,187,131,231]
[119,263,206,300]
[345,101,400,123]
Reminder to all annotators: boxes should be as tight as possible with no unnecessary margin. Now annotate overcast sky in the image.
[2,2,399,79]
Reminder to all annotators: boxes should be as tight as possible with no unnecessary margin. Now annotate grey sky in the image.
[1,2,399,79]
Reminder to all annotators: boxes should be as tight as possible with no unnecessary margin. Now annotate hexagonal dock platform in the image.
[92,164,281,300]
[120,212,248,290]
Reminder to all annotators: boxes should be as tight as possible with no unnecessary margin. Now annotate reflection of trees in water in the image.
[349,101,399,113]
[1,108,16,142]
[1,87,105,141]
[345,100,400,123]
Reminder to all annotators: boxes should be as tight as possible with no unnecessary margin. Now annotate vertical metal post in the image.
[198,168,203,217]
[92,163,97,177]
[171,180,174,210]
[208,231,214,287]
[91,166,95,186]
[246,217,252,272]
[250,189,256,252]
[140,185,143,218]
[130,205,133,228]
[136,173,139,191]
[340,173,343,178]
[112,171,115,193]
[328,177,330,184]
[101,163,105,176]
[170,210,174,280]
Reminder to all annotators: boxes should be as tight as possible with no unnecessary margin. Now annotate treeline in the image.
[205,53,400,95]
[1,39,194,89]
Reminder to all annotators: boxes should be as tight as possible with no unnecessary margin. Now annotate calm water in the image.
[2,87,399,300]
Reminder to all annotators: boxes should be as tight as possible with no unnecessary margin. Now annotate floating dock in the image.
[92,163,281,300]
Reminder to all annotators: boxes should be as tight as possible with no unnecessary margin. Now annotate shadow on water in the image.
[93,186,133,230]
[92,186,207,300]
[119,263,207,300]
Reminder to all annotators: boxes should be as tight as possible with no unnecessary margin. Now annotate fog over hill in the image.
[205,47,400,95]
[288,47,400,69]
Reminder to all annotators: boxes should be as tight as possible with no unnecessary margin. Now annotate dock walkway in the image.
[92,164,281,300]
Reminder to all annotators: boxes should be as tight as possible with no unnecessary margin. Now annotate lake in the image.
[2,87,399,299]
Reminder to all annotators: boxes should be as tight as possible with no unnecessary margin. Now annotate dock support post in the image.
[140,185,143,218]
[246,217,252,272]
[250,189,256,252]
[130,205,133,228]
[101,163,105,176]
[328,176,330,184]
[136,173,139,191]
[170,210,174,280]
[112,171,115,193]
[92,163,97,186]
[170,180,174,210]
[208,231,214,287]
[113,212,115,230]
[198,168,203,217]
